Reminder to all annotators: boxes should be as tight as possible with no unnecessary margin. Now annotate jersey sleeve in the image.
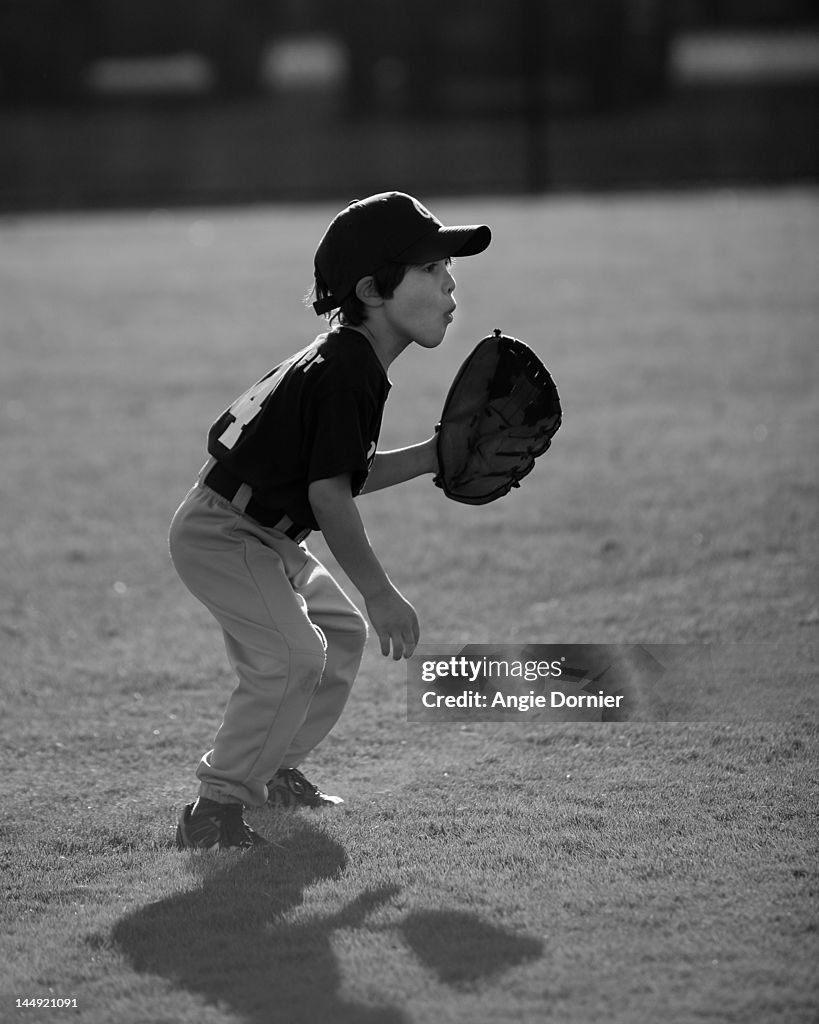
[306,388,377,493]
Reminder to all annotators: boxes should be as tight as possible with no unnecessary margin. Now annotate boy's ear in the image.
[354,275,384,307]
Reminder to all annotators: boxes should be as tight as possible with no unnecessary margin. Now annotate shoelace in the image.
[282,767,319,796]
[220,805,256,847]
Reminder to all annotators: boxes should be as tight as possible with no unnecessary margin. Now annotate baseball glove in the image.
[433,329,562,505]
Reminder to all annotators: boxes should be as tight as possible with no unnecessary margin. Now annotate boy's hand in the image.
[308,474,420,658]
[365,586,420,660]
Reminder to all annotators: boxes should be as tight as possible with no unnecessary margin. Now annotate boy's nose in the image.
[444,270,456,293]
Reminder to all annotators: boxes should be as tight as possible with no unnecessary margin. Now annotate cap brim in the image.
[398,224,491,263]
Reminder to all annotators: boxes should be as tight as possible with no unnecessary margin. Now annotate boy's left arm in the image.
[360,436,438,494]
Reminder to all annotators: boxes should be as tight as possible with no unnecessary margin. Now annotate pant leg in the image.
[279,551,368,768]
[169,485,326,807]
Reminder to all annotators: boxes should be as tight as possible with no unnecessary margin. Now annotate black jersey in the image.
[207,327,390,530]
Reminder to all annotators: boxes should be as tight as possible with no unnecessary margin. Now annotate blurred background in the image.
[0,0,816,210]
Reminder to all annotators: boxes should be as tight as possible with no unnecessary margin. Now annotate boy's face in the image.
[381,259,457,349]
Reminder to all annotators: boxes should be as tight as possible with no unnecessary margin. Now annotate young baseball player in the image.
[170,191,491,849]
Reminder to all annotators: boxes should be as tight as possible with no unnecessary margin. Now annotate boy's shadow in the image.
[112,820,404,1024]
[111,820,543,1024]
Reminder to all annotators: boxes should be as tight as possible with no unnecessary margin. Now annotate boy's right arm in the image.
[308,474,420,661]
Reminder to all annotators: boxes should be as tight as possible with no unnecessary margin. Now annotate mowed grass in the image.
[1,190,817,1024]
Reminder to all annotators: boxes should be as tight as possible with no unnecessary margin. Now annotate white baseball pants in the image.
[169,480,367,807]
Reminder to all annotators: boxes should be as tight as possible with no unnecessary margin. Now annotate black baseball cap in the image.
[312,191,491,315]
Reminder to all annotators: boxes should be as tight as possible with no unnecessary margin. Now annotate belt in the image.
[203,462,311,542]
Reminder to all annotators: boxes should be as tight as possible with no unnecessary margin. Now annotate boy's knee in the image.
[350,611,369,651]
[327,607,368,649]
[292,644,327,694]
[322,610,367,670]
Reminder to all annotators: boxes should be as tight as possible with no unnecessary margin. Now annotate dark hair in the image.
[309,262,410,326]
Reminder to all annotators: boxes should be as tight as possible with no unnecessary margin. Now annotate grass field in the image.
[1,189,817,1024]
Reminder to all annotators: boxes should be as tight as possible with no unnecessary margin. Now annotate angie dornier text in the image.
[421,690,625,711]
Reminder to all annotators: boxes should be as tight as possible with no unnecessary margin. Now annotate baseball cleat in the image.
[266,768,344,809]
[175,799,269,851]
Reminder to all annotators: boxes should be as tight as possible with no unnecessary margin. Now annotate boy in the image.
[170,191,491,850]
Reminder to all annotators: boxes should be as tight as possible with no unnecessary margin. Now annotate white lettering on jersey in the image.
[216,345,326,450]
